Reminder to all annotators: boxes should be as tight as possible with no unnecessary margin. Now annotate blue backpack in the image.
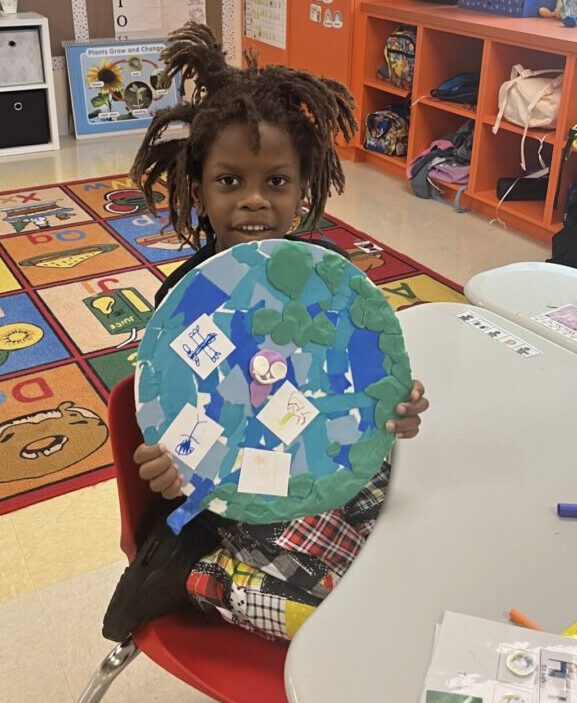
[430,73,480,104]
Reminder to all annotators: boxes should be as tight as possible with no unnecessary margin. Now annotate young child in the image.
[103,22,429,643]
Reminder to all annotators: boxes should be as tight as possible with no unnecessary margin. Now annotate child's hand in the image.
[133,443,183,499]
[385,379,429,439]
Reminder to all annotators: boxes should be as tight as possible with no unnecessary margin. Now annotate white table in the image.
[285,302,577,703]
[465,262,577,354]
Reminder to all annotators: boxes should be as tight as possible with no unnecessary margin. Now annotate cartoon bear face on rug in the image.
[0,401,109,482]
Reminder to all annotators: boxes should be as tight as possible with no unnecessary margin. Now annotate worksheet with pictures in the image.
[421,612,577,703]
[533,304,577,343]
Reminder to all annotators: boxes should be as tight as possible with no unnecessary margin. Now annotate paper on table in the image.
[420,612,577,703]
[533,304,577,343]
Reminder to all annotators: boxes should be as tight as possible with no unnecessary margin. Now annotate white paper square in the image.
[237,447,291,496]
[160,403,224,472]
[355,240,383,254]
[170,313,235,380]
[257,381,319,445]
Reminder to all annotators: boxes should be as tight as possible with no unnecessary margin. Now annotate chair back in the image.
[107,374,289,702]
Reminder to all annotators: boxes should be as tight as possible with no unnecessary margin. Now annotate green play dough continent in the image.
[350,274,383,300]
[252,308,281,335]
[284,301,314,347]
[271,318,297,345]
[310,312,336,345]
[316,252,346,295]
[288,473,314,498]
[267,241,313,299]
[349,431,390,479]
[326,442,341,458]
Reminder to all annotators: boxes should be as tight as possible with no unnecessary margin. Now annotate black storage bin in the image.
[0,89,50,148]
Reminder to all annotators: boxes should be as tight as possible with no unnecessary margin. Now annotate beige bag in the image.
[493,64,563,171]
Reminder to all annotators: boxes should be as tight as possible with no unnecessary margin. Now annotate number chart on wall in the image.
[63,38,181,139]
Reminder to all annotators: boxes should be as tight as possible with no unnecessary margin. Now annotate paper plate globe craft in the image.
[135,239,412,534]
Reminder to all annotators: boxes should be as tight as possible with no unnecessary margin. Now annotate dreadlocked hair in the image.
[130,21,357,249]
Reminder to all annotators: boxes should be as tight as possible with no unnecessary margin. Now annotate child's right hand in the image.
[133,443,183,499]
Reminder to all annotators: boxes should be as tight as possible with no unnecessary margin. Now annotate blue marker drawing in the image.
[183,325,220,367]
[175,415,207,456]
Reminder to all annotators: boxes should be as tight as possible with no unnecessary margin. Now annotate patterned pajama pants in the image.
[185,462,391,640]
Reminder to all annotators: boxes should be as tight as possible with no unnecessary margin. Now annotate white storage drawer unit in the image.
[0,28,44,86]
[0,12,59,156]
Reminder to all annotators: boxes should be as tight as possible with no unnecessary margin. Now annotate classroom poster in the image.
[64,39,181,138]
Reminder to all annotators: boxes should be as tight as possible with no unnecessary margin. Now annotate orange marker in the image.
[509,609,544,631]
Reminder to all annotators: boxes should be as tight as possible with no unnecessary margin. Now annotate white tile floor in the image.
[0,133,551,702]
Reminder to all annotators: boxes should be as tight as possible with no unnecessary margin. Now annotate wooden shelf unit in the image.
[352,0,577,243]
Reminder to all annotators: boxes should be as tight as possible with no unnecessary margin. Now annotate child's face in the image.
[192,121,303,252]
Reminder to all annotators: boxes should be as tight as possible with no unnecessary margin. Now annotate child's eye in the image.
[269,176,288,187]
[218,176,239,187]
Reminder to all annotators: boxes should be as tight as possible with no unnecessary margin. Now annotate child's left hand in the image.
[385,379,429,439]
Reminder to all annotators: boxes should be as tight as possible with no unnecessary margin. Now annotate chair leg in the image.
[76,637,140,703]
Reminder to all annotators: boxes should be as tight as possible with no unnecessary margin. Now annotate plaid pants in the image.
[186,461,391,640]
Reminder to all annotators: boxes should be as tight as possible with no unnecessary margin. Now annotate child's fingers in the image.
[133,442,166,465]
[162,478,184,500]
[397,395,430,416]
[386,415,422,437]
[138,454,173,481]
[149,464,180,493]
[410,379,425,401]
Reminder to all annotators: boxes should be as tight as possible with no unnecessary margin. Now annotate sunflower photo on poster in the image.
[63,38,181,139]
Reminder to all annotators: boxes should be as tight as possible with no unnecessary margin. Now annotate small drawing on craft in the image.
[257,381,319,445]
[170,313,235,380]
[160,403,224,472]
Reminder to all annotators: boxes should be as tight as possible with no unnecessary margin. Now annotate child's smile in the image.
[192,121,303,252]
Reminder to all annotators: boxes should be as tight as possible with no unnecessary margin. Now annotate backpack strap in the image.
[518,73,564,171]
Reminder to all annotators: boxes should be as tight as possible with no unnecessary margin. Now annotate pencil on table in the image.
[509,609,544,631]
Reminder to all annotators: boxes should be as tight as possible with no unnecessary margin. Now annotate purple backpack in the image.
[406,122,474,211]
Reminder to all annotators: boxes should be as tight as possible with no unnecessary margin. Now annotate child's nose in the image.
[240,189,269,210]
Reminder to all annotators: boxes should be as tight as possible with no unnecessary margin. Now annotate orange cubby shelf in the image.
[420,97,477,120]
[363,77,410,98]
[350,0,577,243]
[474,189,547,224]
[482,115,558,144]
[357,147,407,172]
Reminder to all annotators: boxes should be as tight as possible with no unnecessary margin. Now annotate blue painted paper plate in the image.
[135,239,412,533]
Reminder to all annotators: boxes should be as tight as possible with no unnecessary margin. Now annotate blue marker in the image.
[557,503,577,518]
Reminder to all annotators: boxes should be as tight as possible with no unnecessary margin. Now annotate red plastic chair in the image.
[78,374,289,703]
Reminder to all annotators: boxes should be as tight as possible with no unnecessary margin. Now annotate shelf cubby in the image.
[482,41,565,135]
[419,97,476,120]
[363,16,413,85]
[482,114,557,144]
[363,76,410,98]
[408,101,474,163]
[472,124,553,225]
[357,84,410,170]
[413,28,484,104]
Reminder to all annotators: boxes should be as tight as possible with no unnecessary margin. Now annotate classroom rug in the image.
[0,174,465,515]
